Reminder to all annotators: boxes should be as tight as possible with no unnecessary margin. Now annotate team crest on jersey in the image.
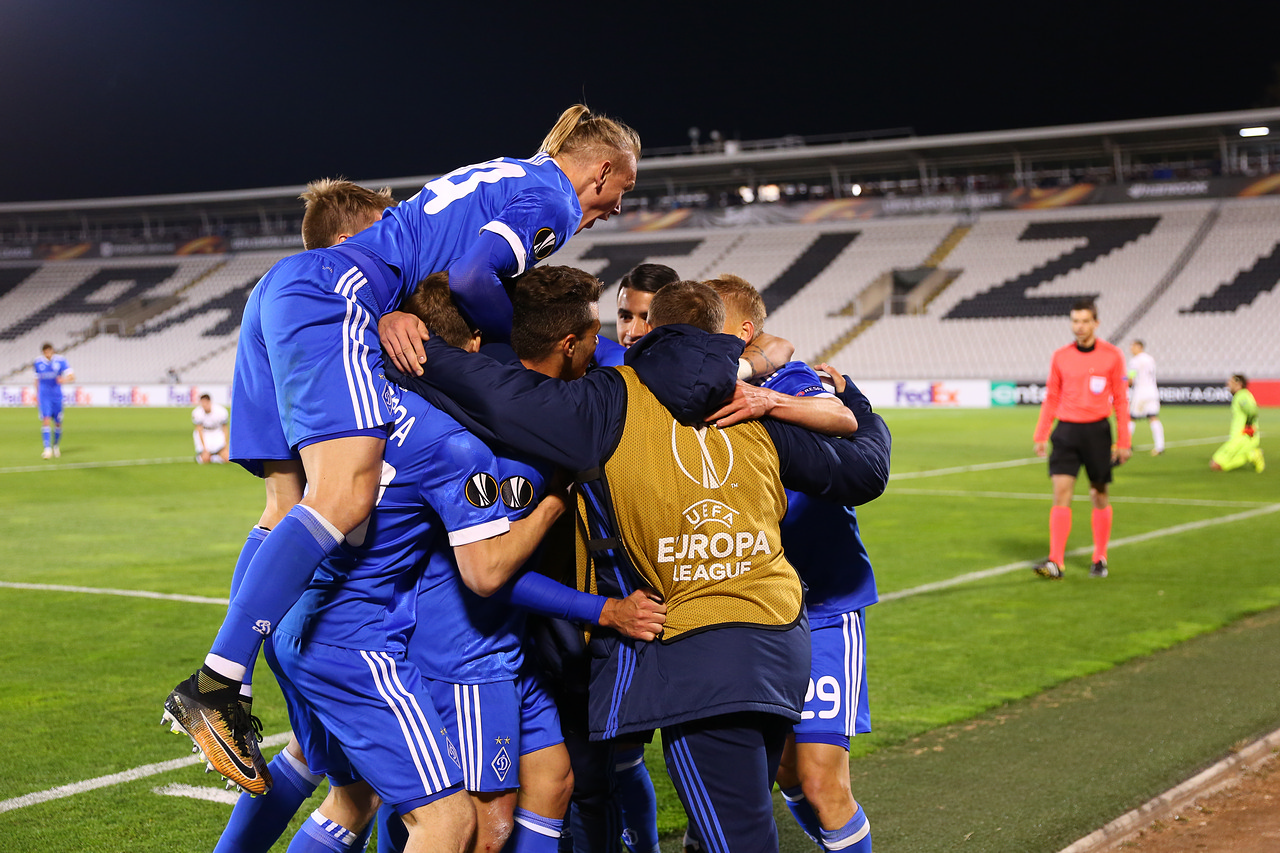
[465,473,499,507]
[491,745,512,783]
[500,476,535,510]
[672,422,735,489]
[532,227,557,260]
[380,383,400,412]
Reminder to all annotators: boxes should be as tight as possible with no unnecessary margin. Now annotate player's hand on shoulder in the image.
[378,310,430,375]
[813,362,847,394]
[600,588,667,642]
[708,381,775,429]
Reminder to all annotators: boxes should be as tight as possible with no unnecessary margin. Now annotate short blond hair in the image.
[300,178,395,250]
[705,274,766,336]
[539,104,641,165]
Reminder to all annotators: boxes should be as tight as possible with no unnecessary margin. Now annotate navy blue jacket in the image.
[391,325,891,506]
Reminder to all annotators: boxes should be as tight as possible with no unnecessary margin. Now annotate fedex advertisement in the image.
[0,385,231,407]
[860,380,994,408]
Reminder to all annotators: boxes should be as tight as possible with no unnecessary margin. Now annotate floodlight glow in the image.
[1239,126,1270,138]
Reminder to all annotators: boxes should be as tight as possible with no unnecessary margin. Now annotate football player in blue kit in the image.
[708,275,875,852]
[265,292,573,853]
[390,280,891,853]
[212,270,662,853]
[34,342,73,459]
[163,105,642,794]
[378,267,667,853]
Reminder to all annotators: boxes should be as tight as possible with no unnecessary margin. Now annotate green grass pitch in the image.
[0,404,1276,851]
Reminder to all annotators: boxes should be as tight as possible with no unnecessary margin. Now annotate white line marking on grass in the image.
[890,488,1271,508]
[0,582,227,605]
[889,436,1225,481]
[880,503,1280,602]
[0,733,290,814]
[153,783,241,805]
[0,456,192,474]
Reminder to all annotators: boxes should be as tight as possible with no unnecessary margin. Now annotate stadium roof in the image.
[2,107,1278,236]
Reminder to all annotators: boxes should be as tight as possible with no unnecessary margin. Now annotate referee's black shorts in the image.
[1048,419,1113,485]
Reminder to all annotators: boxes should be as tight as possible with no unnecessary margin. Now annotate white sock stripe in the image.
[294,504,342,547]
[513,813,562,837]
[824,816,871,850]
[309,811,357,846]
[359,651,444,793]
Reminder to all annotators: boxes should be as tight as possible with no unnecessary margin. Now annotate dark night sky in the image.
[2,0,1277,203]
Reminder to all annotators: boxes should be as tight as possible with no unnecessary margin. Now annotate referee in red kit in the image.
[1032,298,1131,579]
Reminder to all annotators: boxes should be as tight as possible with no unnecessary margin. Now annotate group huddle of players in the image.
[159,105,888,853]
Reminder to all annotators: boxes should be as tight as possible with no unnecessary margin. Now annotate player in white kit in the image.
[192,394,230,463]
[1127,340,1164,456]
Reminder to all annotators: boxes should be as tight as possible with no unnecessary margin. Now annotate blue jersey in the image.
[593,336,626,368]
[279,385,512,652]
[345,154,581,328]
[409,454,551,683]
[763,362,879,625]
[34,355,71,400]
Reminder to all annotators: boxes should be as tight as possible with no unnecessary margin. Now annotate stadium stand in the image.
[2,196,1278,385]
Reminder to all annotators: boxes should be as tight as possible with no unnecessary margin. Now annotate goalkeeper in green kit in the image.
[1210,374,1264,473]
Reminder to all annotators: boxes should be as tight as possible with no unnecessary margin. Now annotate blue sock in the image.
[41,426,50,448]
[230,526,271,599]
[286,811,363,853]
[213,751,320,853]
[820,803,871,852]
[510,807,564,853]
[614,746,660,853]
[210,505,341,668]
[53,425,61,446]
[781,784,822,843]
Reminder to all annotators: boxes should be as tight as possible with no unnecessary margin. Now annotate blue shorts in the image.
[272,631,463,814]
[38,392,63,422]
[519,667,564,756]
[230,250,395,473]
[263,636,355,785]
[792,610,870,747]
[426,678,523,793]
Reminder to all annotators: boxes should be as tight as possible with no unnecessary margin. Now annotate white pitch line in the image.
[0,456,193,474]
[889,435,1225,481]
[0,733,291,814]
[0,582,227,606]
[152,783,241,805]
[889,488,1271,509]
[879,503,1280,602]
